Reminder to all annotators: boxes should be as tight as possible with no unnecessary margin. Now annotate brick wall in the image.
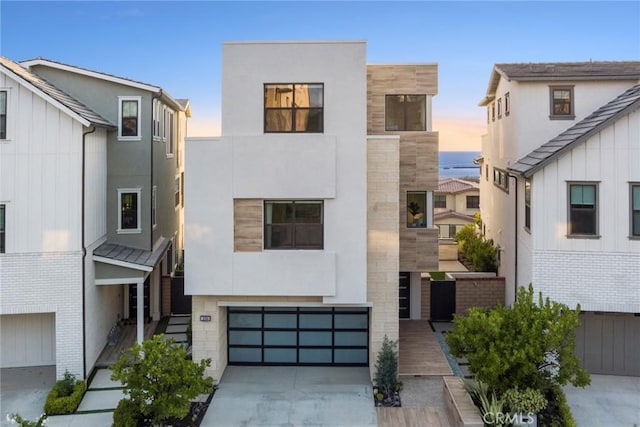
[0,252,84,378]
[455,277,505,316]
[161,276,171,317]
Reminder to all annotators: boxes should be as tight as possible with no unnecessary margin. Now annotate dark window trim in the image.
[497,98,502,119]
[504,92,510,116]
[0,204,5,253]
[385,94,427,131]
[567,181,599,238]
[434,194,446,209]
[524,179,531,233]
[227,306,369,366]
[407,191,428,228]
[264,83,324,133]
[549,85,575,120]
[491,102,496,122]
[264,200,324,250]
[630,182,640,239]
[0,90,7,140]
[466,195,480,209]
[493,167,509,193]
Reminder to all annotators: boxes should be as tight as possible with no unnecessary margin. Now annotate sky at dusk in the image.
[2,1,639,151]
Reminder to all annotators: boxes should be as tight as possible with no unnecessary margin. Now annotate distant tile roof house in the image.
[479,60,640,376]
[436,178,479,194]
[433,178,479,239]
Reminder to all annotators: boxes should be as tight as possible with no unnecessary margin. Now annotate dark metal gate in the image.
[171,276,192,315]
[430,280,455,321]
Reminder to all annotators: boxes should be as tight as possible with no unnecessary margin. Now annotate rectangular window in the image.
[152,100,160,139]
[152,186,157,228]
[166,110,175,157]
[118,189,141,233]
[550,86,575,119]
[264,83,323,133]
[485,164,489,181]
[466,195,480,209]
[525,179,531,231]
[491,102,495,122]
[174,176,180,208]
[631,184,640,237]
[385,95,426,131]
[568,183,598,236]
[493,167,509,193]
[505,92,510,116]
[264,201,323,249]
[0,91,7,139]
[497,98,502,119]
[118,96,141,139]
[407,191,427,228]
[181,171,185,207]
[434,195,446,209]
[0,204,5,253]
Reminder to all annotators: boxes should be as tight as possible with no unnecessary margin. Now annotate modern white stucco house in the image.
[478,61,640,375]
[186,41,439,380]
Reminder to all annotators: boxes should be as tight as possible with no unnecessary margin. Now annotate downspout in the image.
[508,173,518,302]
[81,126,96,379]
[151,91,162,317]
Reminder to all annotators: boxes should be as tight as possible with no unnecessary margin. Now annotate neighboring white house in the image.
[434,178,479,239]
[186,41,439,380]
[0,56,113,378]
[479,61,640,376]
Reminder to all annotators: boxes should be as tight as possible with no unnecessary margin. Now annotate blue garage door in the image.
[227,307,369,366]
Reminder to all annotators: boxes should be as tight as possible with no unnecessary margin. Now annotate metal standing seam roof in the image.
[479,61,640,106]
[509,84,640,178]
[93,238,170,270]
[436,178,480,194]
[0,56,115,128]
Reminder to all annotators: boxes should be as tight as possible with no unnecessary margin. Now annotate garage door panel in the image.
[1,313,55,368]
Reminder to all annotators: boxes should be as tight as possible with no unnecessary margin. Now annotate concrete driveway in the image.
[202,366,377,426]
[564,374,640,426]
[0,366,55,427]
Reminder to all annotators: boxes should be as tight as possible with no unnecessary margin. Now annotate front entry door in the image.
[129,276,150,321]
[399,272,411,319]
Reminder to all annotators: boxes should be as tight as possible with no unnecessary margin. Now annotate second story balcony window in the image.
[264,201,323,249]
[264,83,324,133]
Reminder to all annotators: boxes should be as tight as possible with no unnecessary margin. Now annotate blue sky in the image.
[2,1,639,150]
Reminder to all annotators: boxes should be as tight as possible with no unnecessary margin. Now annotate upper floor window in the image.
[118,96,141,140]
[118,188,141,234]
[550,86,575,119]
[491,102,496,122]
[174,176,180,208]
[0,91,7,139]
[524,179,531,231]
[568,183,598,237]
[493,168,509,193]
[152,100,161,140]
[264,83,323,133]
[631,184,640,238]
[152,186,157,229]
[497,98,502,119]
[0,204,5,253]
[466,195,480,209]
[385,95,426,131]
[434,194,446,209]
[407,191,427,228]
[504,92,510,116]
[264,201,323,249]
[166,109,175,157]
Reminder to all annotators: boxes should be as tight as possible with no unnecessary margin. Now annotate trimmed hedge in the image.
[538,383,577,427]
[44,379,86,415]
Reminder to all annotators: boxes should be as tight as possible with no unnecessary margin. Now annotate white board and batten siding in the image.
[532,108,640,313]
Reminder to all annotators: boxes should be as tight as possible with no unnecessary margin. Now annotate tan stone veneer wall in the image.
[192,295,323,382]
[233,199,263,252]
[367,136,400,377]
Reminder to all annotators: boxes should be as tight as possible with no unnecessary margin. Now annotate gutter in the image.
[81,126,96,379]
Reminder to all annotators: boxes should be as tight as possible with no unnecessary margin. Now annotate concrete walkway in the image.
[0,366,55,427]
[202,366,377,426]
[399,321,453,376]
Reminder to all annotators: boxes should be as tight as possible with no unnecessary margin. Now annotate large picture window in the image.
[407,191,427,228]
[118,96,141,140]
[118,188,141,233]
[568,183,597,236]
[264,84,323,133]
[631,184,640,238]
[264,201,323,249]
[385,95,426,131]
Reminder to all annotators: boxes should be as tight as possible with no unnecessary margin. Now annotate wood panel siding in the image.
[233,199,263,252]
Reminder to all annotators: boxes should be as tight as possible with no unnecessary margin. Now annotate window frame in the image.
[630,183,640,239]
[549,86,575,120]
[152,99,161,141]
[118,96,142,141]
[385,94,427,132]
[174,175,180,209]
[497,98,502,119]
[264,201,324,250]
[493,167,509,193]
[117,188,142,234]
[567,182,599,238]
[264,83,324,133]
[0,203,5,253]
[466,195,480,209]
[504,92,510,116]
[524,179,531,232]
[434,194,447,209]
[152,186,157,229]
[407,191,428,228]
[491,102,496,122]
[166,108,175,158]
[0,90,7,140]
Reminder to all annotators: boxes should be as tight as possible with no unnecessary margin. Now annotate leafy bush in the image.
[113,399,141,427]
[111,334,213,425]
[44,376,85,415]
[537,383,577,427]
[6,413,47,427]
[454,222,498,272]
[52,371,76,397]
[446,284,590,395]
[373,335,399,398]
[502,387,547,414]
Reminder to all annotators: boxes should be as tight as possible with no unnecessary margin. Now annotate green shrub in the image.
[454,221,498,272]
[113,399,141,427]
[538,383,577,427]
[463,379,506,426]
[52,371,76,397]
[44,378,85,415]
[6,413,47,427]
[502,387,547,414]
[373,335,399,398]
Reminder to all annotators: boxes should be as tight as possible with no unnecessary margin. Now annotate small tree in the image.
[111,334,213,426]
[446,284,590,394]
[373,335,399,398]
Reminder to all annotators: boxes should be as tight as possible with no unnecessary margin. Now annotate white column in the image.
[136,280,144,344]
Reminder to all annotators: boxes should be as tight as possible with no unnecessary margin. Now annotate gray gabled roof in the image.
[0,56,115,128]
[509,84,640,178]
[479,61,640,106]
[93,238,170,271]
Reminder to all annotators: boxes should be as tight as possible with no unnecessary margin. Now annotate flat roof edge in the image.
[223,40,367,45]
